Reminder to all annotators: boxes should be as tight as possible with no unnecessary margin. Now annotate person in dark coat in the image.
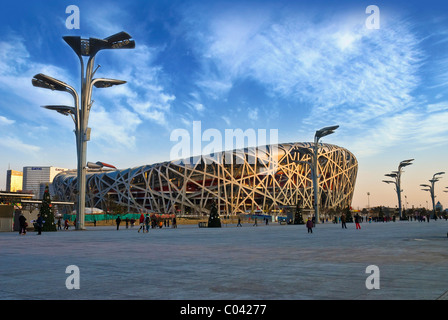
[19,214,27,235]
[355,214,361,229]
[341,213,347,229]
[144,214,150,233]
[36,214,43,235]
[306,218,313,233]
[116,215,121,230]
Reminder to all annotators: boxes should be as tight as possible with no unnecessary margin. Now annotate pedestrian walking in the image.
[64,219,70,230]
[172,216,177,228]
[355,214,361,229]
[253,217,258,226]
[36,214,43,235]
[237,216,242,227]
[19,213,27,235]
[138,213,145,233]
[57,217,62,230]
[116,215,121,230]
[341,213,347,229]
[145,214,150,233]
[125,217,129,229]
[306,218,313,233]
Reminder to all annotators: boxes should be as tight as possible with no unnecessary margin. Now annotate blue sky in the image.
[1,0,448,210]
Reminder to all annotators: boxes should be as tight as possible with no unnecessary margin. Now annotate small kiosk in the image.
[0,205,14,232]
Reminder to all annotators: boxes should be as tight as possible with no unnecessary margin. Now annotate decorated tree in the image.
[345,206,353,223]
[207,202,221,228]
[40,185,57,232]
[294,203,304,224]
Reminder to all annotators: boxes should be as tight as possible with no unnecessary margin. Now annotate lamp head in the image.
[42,105,75,116]
[63,31,135,58]
[400,159,414,164]
[315,125,339,139]
[92,78,127,88]
[32,74,70,92]
[399,162,413,169]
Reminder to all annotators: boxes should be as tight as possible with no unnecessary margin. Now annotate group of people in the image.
[56,217,72,230]
[18,213,76,235]
[306,213,363,233]
[18,213,44,235]
[235,216,270,227]
[115,214,178,232]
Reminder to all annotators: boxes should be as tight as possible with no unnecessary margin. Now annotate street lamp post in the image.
[444,188,448,214]
[367,192,370,209]
[312,125,339,224]
[291,126,339,224]
[33,31,135,230]
[382,159,414,219]
[420,172,445,218]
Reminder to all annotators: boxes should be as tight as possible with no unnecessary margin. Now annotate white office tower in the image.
[22,166,68,199]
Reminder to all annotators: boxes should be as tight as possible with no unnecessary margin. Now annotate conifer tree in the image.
[40,185,57,232]
[294,203,305,224]
[207,202,221,228]
[345,205,353,223]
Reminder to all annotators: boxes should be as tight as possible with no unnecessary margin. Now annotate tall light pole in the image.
[33,31,135,230]
[367,192,370,209]
[382,159,414,219]
[444,187,448,213]
[312,125,339,224]
[420,172,445,218]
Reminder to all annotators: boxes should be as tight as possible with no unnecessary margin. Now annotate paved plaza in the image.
[1,219,447,300]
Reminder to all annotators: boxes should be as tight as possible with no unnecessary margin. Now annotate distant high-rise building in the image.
[22,166,68,199]
[6,170,23,192]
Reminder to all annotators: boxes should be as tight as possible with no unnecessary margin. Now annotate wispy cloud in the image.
[177,4,448,156]
[247,108,258,121]
[89,105,142,148]
[91,38,176,128]
[0,37,74,114]
[0,136,40,154]
[0,115,15,125]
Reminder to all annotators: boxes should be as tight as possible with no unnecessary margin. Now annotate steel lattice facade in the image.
[53,142,357,215]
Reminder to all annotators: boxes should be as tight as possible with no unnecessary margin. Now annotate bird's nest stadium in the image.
[53,142,357,216]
